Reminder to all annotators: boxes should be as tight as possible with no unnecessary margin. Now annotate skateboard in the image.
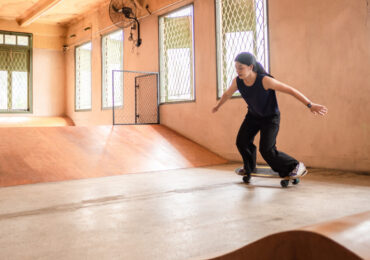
[235,165,302,188]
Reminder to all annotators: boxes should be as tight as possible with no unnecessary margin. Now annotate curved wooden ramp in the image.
[209,211,370,260]
[0,125,227,187]
[0,116,74,127]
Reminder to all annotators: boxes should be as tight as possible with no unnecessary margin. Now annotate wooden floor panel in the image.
[0,125,227,187]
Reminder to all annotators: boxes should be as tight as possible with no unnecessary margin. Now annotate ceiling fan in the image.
[109,0,144,47]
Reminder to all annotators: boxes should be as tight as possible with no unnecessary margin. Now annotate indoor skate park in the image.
[0,0,369,259]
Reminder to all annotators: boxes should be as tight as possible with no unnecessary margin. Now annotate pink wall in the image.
[64,4,160,125]
[268,0,370,171]
[64,0,370,171]
[33,49,65,116]
[64,7,115,125]
[156,0,370,172]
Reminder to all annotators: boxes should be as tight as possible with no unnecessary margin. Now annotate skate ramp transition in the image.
[0,116,74,127]
[0,125,227,187]
[209,211,370,260]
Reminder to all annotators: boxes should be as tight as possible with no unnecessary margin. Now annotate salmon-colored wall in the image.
[267,0,370,171]
[33,48,65,116]
[157,0,246,163]
[162,0,370,172]
[64,0,370,171]
[64,3,160,125]
[0,19,66,116]
[64,7,113,125]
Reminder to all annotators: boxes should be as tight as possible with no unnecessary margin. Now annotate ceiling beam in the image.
[16,0,65,27]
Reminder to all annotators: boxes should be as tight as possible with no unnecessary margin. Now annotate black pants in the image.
[236,113,298,177]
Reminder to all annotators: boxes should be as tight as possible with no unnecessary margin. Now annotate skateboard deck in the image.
[235,165,302,188]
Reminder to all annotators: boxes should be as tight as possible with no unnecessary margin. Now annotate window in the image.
[102,30,124,109]
[0,31,32,112]
[75,42,92,111]
[159,5,195,103]
[215,0,269,97]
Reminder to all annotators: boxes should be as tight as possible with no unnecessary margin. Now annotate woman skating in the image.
[212,52,328,178]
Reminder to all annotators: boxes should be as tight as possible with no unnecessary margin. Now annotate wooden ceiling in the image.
[0,0,110,26]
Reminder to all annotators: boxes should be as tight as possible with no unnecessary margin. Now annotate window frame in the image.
[158,4,196,104]
[0,30,33,114]
[214,0,271,100]
[74,41,92,112]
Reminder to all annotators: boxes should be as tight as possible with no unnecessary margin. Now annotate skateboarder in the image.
[212,52,328,179]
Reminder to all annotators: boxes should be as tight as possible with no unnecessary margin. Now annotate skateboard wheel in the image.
[292,178,300,185]
[280,180,289,188]
[242,175,251,184]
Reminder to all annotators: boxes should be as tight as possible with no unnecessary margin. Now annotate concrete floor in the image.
[0,163,369,259]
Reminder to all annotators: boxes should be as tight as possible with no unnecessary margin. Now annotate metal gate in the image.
[112,70,159,125]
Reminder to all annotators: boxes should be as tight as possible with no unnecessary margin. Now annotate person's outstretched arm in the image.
[262,76,328,115]
[212,78,238,113]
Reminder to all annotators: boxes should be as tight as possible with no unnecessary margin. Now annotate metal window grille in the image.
[75,42,92,110]
[159,5,195,103]
[112,70,159,125]
[215,0,269,97]
[102,30,124,109]
[0,31,32,112]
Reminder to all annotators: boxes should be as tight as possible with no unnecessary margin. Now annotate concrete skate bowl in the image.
[209,211,370,260]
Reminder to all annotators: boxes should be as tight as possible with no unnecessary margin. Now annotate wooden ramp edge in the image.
[0,125,227,187]
[208,211,370,260]
[0,116,74,127]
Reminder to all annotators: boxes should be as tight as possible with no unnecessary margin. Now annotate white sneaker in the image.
[289,162,308,178]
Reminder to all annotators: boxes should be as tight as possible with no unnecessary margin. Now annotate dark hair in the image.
[234,52,271,76]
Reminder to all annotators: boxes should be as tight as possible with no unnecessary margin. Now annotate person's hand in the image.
[212,106,219,113]
[310,103,328,115]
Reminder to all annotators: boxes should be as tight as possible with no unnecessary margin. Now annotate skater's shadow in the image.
[237,182,293,189]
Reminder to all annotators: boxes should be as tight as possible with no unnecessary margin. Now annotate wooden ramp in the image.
[208,211,370,260]
[0,125,227,187]
[0,116,74,127]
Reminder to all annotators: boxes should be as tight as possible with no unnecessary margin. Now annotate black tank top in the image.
[236,74,280,117]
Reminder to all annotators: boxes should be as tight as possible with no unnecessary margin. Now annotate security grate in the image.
[159,5,194,103]
[216,0,269,97]
[102,30,124,109]
[75,42,92,111]
[0,31,31,112]
[112,70,159,125]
